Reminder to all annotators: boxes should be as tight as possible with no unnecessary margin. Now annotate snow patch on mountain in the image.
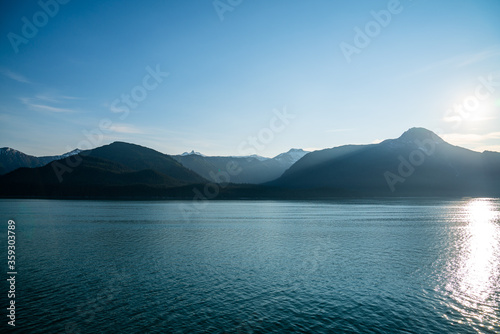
[273,148,309,164]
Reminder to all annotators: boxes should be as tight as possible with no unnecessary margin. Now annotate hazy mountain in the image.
[181,150,205,157]
[0,147,81,175]
[181,150,269,161]
[173,148,309,184]
[272,148,309,166]
[2,129,499,199]
[268,128,500,197]
[0,142,206,197]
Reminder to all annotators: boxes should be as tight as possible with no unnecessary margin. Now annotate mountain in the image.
[239,154,270,162]
[272,148,309,166]
[2,129,499,199]
[181,150,268,161]
[0,147,81,175]
[181,150,205,157]
[173,148,309,184]
[83,142,205,184]
[0,142,206,197]
[268,128,500,197]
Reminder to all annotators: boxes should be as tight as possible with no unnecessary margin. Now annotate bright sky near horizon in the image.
[1,0,499,157]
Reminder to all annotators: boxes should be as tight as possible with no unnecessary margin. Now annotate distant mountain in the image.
[0,147,81,175]
[238,154,270,162]
[181,150,269,161]
[173,148,309,184]
[0,142,206,197]
[272,148,309,166]
[269,128,500,197]
[181,150,205,157]
[2,129,499,199]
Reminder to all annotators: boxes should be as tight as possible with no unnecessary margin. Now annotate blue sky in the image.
[1,0,499,157]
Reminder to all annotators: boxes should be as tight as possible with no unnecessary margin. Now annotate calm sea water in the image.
[1,199,499,333]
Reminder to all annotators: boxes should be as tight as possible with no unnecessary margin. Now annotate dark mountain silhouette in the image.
[0,142,206,197]
[83,142,205,184]
[0,147,80,175]
[1,129,499,198]
[268,128,500,196]
[173,148,308,184]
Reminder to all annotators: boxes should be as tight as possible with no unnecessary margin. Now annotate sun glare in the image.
[451,199,500,328]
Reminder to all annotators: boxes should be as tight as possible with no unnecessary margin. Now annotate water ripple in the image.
[0,199,499,333]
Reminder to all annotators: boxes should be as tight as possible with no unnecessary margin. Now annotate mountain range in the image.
[1,128,499,198]
[0,142,205,197]
[0,147,81,175]
[269,128,500,197]
[172,148,308,184]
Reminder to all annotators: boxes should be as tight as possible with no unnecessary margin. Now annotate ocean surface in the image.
[1,199,499,333]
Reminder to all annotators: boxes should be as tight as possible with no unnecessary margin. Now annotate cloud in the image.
[34,94,81,103]
[473,145,500,153]
[0,69,31,84]
[441,132,500,143]
[456,48,500,67]
[109,124,143,134]
[441,131,500,152]
[442,113,499,125]
[19,95,79,113]
[405,46,500,77]
[303,147,324,152]
[26,103,75,113]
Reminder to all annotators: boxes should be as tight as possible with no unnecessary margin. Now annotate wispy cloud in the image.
[34,94,82,103]
[405,46,500,77]
[27,103,75,113]
[442,113,499,124]
[303,147,324,152]
[20,96,77,113]
[109,123,143,134]
[0,68,31,84]
[441,131,500,152]
[456,48,500,67]
[442,132,500,143]
[473,145,500,153]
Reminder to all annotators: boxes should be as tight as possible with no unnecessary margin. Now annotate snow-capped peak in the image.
[181,150,205,157]
[60,149,81,158]
[0,147,19,155]
[273,148,309,164]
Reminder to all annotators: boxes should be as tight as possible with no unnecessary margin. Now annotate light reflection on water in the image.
[440,198,500,332]
[2,199,500,333]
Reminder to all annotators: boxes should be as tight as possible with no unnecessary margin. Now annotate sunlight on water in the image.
[444,199,500,331]
[2,199,500,333]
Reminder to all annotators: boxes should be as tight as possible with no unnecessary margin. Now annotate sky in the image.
[0,0,499,157]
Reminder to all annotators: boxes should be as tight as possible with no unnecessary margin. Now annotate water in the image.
[1,199,499,333]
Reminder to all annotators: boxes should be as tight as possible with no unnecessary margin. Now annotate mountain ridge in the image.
[1,128,499,198]
[269,128,500,196]
[172,148,309,184]
[0,147,81,175]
